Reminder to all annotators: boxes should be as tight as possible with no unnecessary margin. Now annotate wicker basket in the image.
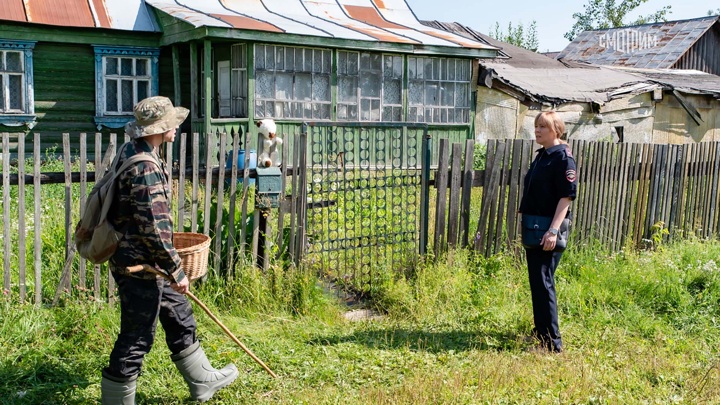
[174,232,211,281]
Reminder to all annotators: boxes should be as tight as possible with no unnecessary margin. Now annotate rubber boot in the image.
[101,372,137,405]
[171,341,239,402]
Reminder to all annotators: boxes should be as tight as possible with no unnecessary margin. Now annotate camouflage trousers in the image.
[103,271,197,379]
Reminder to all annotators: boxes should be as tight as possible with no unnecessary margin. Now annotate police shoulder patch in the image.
[566,169,577,182]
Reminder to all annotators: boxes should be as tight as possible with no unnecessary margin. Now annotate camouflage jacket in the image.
[108,139,186,283]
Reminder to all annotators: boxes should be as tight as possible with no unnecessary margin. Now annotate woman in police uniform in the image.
[518,111,577,353]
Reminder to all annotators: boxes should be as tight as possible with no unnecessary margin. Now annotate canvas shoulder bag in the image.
[74,145,161,264]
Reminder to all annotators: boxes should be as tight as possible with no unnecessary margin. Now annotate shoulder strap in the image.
[98,151,163,221]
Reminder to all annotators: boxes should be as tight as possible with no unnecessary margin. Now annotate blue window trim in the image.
[93,45,160,130]
[0,40,36,128]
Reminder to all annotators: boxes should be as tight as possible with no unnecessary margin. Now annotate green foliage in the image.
[490,20,539,51]
[565,0,673,41]
[649,220,670,250]
[3,241,720,402]
[473,142,487,170]
[709,8,720,16]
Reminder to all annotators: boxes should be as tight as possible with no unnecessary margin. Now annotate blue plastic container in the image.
[226,149,257,185]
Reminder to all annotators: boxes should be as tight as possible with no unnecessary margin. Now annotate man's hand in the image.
[171,277,190,294]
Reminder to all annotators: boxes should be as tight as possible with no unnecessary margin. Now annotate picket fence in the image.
[434,138,720,257]
[3,132,720,305]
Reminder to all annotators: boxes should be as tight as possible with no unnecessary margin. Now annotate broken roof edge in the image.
[480,63,677,107]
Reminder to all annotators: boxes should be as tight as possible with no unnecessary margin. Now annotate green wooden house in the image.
[0,0,498,159]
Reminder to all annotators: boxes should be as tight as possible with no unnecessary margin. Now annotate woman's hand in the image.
[541,232,557,251]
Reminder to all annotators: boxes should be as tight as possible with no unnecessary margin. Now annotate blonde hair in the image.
[535,111,566,142]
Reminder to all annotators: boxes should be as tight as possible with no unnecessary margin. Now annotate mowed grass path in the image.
[2,239,720,404]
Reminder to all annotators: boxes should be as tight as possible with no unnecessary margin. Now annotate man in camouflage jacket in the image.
[101,96,238,404]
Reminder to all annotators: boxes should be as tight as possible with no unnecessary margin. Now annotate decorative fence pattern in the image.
[301,122,431,290]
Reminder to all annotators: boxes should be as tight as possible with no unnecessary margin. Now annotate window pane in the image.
[408,106,417,122]
[6,52,21,72]
[136,59,148,76]
[106,79,117,112]
[9,74,22,110]
[292,102,302,117]
[360,71,380,98]
[383,78,401,104]
[338,51,347,75]
[442,82,454,106]
[0,51,4,70]
[106,57,118,75]
[360,98,370,121]
[121,58,133,76]
[255,45,266,69]
[231,44,245,68]
[121,80,133,112]
[347,104,357,120]
[285,48,294,71]
[313,75,329,101]
[304,102,312,119]
[456,83,468,107]
[319,103,330,119]
[360,53,370,70]
[370,53,382,70]
[255,100,265,116]
[275,73,293,100]
[323,50,331,74]
[348,53,358,75]
[0,78,4,110]
[448,59,456,80]
[337,104,347,120]
[296,73,312,100]
[313,50,322,73]
[137,80,149,101]
[370,99,380,121]
[392,56,402,78]
[424,59,432,80]
[295,49,304,71]
[408,57,416,79]
[303,49,313,72]
[256,72,274,98]
[425,83,438,106]
[409,81,423,105]
[275,46,285,70]
[338,77,357,103]
[265,46,275,70]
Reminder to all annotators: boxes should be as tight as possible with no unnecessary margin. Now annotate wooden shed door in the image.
[218,61,231,117]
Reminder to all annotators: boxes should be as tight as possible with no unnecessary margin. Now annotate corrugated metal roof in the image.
[0,0,159,31]
[145,0,496,50]
[557,16,719,69]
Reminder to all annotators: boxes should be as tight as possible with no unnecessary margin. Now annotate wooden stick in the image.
[127,264,277,378]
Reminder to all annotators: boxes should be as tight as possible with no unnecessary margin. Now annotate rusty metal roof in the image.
[145,0,496,50]
[0,0,159,31]
[557,16,719,69]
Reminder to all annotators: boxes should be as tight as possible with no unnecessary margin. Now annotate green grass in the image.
[2,239,720,404]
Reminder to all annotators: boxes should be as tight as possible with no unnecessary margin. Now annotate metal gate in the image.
[300,122,431,292]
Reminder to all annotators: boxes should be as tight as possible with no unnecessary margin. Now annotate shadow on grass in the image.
[0,360,92,405]
[307,327,523,353]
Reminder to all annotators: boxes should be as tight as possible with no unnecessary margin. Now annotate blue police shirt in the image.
[519,143,577,217]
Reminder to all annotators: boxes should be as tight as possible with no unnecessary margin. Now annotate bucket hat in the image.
[125,96,189,139]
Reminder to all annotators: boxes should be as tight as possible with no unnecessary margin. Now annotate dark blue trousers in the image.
[525,248,563,352]
[104,273,197,379]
